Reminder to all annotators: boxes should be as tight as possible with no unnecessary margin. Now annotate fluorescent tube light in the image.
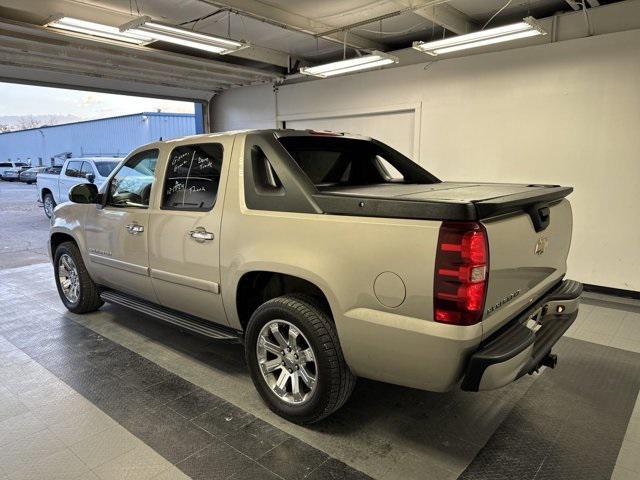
[412,17,546,56]
[46,16,152,45]
[299,51,399,78]
[120,16,248,55]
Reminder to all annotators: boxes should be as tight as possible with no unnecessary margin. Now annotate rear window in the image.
[277,136,437,189]
[95,161,119,177]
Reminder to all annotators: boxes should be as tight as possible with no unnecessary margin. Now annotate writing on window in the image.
[163,144,223,211]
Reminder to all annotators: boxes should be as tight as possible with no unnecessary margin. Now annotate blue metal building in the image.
[0,112,198,166]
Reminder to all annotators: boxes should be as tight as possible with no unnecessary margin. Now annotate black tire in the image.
[53,241,103,314]
[43,192,56,218]
[245,295,356,424]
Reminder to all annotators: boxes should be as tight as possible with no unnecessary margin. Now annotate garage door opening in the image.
[0,81,204,168]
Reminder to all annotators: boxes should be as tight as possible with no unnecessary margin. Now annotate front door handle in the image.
[189,228,214,242]
[126,223,144,235]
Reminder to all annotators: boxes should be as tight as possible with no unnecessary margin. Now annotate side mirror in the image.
[86,173,96,184]
[69,183,99,204]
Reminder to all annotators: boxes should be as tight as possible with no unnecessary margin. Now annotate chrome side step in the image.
[100,290,241,342]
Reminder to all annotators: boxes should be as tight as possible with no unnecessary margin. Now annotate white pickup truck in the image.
[37,157,121,217]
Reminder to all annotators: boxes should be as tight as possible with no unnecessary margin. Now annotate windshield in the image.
[95,161,119,177]
[278,136,439,189]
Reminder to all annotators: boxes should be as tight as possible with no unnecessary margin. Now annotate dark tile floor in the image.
[1,261,639,480]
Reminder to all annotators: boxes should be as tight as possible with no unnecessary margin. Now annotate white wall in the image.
[213,30,640,291]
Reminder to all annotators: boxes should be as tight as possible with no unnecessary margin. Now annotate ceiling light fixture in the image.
[119,16,248,55]
[412,17,546,56]
[299,51,399,78]
[45,16,152,45]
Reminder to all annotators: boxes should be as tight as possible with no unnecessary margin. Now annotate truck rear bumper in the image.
[461,279,582,391]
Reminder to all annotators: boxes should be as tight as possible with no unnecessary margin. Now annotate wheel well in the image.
[236,271,331,330]
[41,188,52,198]
[50,233,76,255]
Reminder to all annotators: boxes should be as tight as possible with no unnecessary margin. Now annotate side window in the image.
[162,143,223,211]
[107,149,158,208]
[65,161,83,178]
[80,162,94,178]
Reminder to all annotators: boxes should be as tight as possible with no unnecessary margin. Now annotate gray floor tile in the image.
[125,406,216,464]
[223,418,291,460]
[166,388,227,420]
[9,448,89,480]
[0,428,67,476]
[175,441,254,480]
[306,458,373,480]
[92,445,172,480]
[152,466,192,480]
[227,462,281,480]
[0,411,47,447]
[69,424,141,470]
[143,375,199,405]
[258,437,329,480]
[0,392,29,422]
[191,402,255,437]
[48,407,115,446]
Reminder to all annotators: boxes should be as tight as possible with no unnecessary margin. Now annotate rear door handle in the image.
[189,228,214,242]
[126,223,144,235]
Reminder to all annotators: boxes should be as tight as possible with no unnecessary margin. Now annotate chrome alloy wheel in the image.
[58,254,80,304]
[256,319,317,405]
[44,195,55,218]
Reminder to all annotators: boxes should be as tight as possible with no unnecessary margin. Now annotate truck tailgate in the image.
[481,199,573,338]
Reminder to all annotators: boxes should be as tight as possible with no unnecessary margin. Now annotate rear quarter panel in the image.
[220,134,483,390]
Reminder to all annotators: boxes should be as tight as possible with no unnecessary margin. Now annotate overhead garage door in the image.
[284,108,417,160]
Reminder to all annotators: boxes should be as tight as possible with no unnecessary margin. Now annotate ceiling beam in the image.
[394,1,476,35]
[0,0,293,69]
[197,0,386,51]
[0,18,280,93]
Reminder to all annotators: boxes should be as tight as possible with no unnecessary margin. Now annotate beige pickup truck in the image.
[48,129,582,423]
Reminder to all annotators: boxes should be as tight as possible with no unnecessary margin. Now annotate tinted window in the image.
[278,136,436,189]
[65,161,83,178]
[15,163,28,167]
[95,161,119,177]
[80,162,94,177]
[108,150,158,208]
[162,144,223,211]
[0,163,10,168]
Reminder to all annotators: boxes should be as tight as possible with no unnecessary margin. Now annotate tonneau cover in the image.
[313,182,573,221]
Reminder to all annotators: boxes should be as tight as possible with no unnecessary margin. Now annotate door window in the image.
[80,162,94,178]
[107,149,158,208]
[162,143,223,212]
[65,161,83,178]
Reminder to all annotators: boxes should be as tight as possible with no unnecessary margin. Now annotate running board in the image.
[100,290,241,342]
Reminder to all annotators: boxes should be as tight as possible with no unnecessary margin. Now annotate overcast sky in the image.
[0,82,195,120]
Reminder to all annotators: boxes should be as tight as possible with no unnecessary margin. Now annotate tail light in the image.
[434,222,489,326]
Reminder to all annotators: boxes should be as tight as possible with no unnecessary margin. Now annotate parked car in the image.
[0,161,30,181]
[19,166,48,184]
[48,130,581,424]
[37,157,121,218]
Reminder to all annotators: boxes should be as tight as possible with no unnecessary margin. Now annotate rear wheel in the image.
[54,241,103,314]
[43,193,56,218]
[245,295,356,424]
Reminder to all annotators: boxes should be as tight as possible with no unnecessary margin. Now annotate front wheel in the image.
[53,241,103,314]
[43,193,56,218]
[245,295,356,424]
